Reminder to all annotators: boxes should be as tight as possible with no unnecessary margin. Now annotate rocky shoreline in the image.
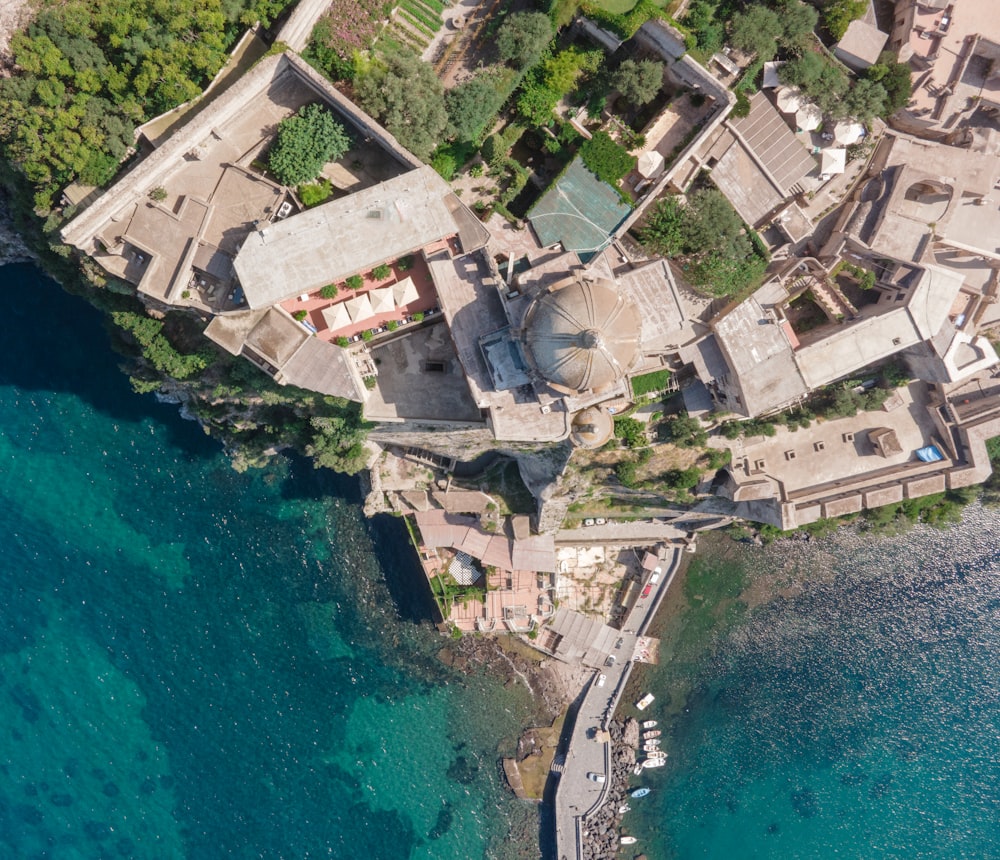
[581,717,646,860]
[0,200,34,267]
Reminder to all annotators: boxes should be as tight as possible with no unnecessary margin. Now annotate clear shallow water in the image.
[630,520,1000,859]
[0,263,536,858]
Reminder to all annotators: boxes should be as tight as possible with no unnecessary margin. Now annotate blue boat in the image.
[631,787,651,798]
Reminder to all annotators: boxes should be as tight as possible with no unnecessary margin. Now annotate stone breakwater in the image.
[580,717,643,860]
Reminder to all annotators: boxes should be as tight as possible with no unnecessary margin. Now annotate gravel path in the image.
[0,0,32,61]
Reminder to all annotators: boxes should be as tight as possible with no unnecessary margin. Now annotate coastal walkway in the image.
[553,545,684,860]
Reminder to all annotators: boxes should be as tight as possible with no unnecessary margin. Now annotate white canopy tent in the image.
[321,302,351,330]
[392,277,419,307]
[762,61,785,89]
[345,293,374,322]
[820,147,847,177]
[369,287,395,314]
[637,150,665,179]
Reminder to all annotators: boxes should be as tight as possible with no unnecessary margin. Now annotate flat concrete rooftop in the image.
[869,135,1000,262]
[364,322,483,424]
[234,165,467,309]
[729,383,942,499]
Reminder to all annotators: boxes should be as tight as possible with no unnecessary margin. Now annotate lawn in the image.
[587,0,677,11]
[631,368,672,397]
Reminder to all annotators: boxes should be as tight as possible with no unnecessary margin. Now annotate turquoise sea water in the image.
[629,523,1000,859]
[0,263,539,859]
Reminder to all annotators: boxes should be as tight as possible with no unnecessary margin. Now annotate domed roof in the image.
[570,407,614,448]
[520,277,641,394]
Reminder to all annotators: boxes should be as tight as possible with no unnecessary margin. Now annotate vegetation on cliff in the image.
[0,0,293,211]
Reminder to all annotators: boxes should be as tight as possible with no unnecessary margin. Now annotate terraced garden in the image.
[385,0,448,54]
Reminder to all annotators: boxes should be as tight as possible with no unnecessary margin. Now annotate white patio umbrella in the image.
[795,103,823,132]
[820,147,847,176]
[369,287,395,314]
[392,277,419,307]
[833,120,864,145]
[637,150,665,179]
[321,302,351,330]
[776,85,803,114]
[345,293,374,322]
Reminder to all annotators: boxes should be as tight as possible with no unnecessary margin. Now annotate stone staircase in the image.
[792,275,858,322]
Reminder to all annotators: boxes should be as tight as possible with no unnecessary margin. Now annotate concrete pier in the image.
[553,546,683,860]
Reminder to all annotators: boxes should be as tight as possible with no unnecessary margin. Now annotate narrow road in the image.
[553,546,683,860]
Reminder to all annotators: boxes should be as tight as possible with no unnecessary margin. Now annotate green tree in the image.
[683,0,724,55]
[542,47,599,95]
[516,76,560,125]
[496,12,552,69]
[729,6,784,61]
[864,54,912,114]
[639,196,686,256]
[305,413,368,474]
[611,59,663,107]
[779,50,849,113]
[446,72,505,142]
[614,416,646,448]
[822,0,866,40]
[663,413,707,448]
[111,311,212,379]
[268,103,350,186]
[837,78,886,123]
[683,188,744,251]
[579,131,636,186]
[640,188,767,296]
[354,50,448,160]
[774,0,818,47]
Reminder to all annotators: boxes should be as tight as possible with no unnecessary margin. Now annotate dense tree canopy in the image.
[611,59,664,107]
[640,189,767,296]
[775,0,819,47]
[729,5,784,61]
[837,78,886,123]
[354,50,448,160]
[268,104,350,186]
[112,311,213,379]
[446,71,506,143]
[864,53,913,115]
[779,50,850,114]
[579,132,635,187]
[822,0,866,40]
[496,12,552,69]
[305,413,369,474]
[685,0,815,58]
[0,0,292,210]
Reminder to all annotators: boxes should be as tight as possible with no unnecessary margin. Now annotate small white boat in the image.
[631,787,651,798]
[636,693,655,711]
[618,803,630,814]
[645,751,667,760]
[621,836,637,845]
[642,720,657,729]
[633,763,645,775]
[643,758,665,768]
[642,744,661,753]
[642,730,661,739]
[644,738,661,747]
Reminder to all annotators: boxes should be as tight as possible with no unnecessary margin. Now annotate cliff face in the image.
[0,200,34,267]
